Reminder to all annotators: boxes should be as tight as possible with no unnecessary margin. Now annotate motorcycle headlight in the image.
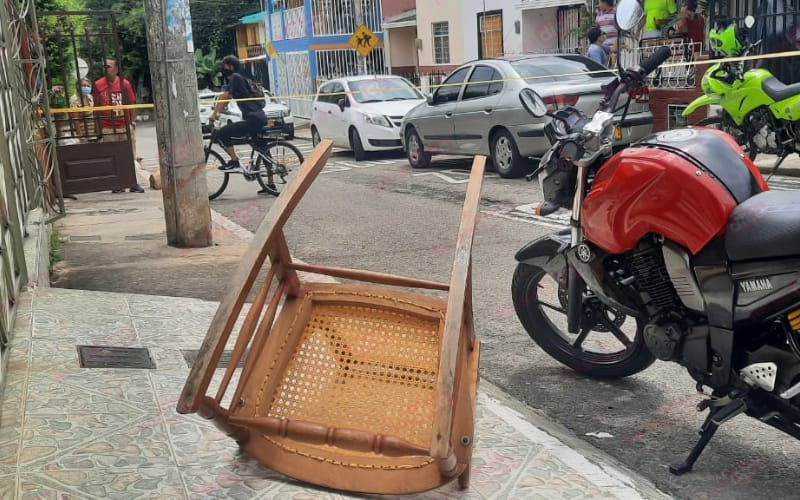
[361,112,392,128]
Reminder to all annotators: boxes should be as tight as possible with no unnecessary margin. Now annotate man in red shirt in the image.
[93,58,144,193]
[677,0,705,49]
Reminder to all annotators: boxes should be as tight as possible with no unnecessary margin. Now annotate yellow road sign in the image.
[349,24,378,57]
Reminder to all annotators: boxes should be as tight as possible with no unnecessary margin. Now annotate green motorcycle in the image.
[683,15,800,177]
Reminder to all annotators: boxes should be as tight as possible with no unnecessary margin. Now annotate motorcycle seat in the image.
[726,190,800,261]
[762,77,800,102]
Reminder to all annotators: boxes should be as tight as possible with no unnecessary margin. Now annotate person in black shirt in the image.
[209,55,275,194]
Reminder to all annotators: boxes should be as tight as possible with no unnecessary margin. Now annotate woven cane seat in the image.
[262,297,444,450]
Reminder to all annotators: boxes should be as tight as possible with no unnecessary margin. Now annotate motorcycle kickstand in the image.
[765,153,789,181]
[669,397,747,475]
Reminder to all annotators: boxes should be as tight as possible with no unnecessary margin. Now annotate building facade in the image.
[265,0,385,118]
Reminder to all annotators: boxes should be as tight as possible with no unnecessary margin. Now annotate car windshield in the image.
[510,56,615,84]
[348,78,422,103]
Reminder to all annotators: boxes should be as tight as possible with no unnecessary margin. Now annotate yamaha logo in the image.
[739,278,773,293]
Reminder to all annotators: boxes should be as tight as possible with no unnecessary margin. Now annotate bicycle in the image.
[203,122,304,200]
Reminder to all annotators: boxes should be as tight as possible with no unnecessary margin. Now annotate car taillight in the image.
[633,85,650,103]
[542,94,579,112]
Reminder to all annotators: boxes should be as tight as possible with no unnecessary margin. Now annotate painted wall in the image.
[416,0,465,67]
[461,0,522,60]
[389,26,417,67]
[521,7,559,53]
[382,0,415,19]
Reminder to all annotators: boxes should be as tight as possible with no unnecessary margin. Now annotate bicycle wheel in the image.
[254,140,304,195]
[205,149,229,200]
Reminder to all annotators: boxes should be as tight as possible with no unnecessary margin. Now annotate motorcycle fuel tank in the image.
[582,128,768,255]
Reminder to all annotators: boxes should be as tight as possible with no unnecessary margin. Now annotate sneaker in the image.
[219,159,240,171]
[257,184,278,196]
[129,185,144,193]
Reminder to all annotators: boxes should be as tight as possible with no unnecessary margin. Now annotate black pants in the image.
[217,114,265,148]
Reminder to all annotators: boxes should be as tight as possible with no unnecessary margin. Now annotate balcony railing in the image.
[312,0,381,36]
[246,44,267,59]
[271,12,284,40]
[285,6,306,39]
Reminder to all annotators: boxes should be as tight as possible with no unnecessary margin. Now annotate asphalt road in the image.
[149,128,800,499]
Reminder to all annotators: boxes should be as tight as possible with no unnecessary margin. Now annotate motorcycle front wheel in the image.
[512,263,655,378]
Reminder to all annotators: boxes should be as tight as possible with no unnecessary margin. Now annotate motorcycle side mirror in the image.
[519,88,547,118]
[744,15,755,29]
[615,0,644,32]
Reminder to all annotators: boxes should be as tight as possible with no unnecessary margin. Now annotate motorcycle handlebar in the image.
[637,46,673,77]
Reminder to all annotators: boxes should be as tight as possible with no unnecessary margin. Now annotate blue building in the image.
[264,0,385,118]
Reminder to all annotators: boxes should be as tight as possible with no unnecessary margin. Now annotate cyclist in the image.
[209,55,276,194]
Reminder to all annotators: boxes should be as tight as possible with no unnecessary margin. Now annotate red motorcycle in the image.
[512,35,800,474]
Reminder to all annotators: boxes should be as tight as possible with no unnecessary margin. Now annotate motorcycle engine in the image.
[749,108,779,152]
[628,239,696,361]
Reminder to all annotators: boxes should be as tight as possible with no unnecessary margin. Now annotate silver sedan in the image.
[400,54,653,178]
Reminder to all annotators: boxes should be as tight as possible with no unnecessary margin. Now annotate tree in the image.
[194,47,222,90]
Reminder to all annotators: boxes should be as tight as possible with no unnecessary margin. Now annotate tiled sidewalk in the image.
[0,286,669,499]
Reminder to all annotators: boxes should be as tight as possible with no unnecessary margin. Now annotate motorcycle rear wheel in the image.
[512,263,655,378]
[696,116,758,161]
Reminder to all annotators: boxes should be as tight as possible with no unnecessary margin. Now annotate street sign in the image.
[349,24,378,57]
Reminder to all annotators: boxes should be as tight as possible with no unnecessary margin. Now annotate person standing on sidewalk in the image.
[93,58,145,193]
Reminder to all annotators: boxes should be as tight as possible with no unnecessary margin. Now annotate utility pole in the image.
[143,0,212,247]
[353,0,367,74]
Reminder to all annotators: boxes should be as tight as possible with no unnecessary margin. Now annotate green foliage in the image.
[195,47,222,90]
[190,1,262,56]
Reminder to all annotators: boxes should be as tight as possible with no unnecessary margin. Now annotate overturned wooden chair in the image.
[177,140,485,494]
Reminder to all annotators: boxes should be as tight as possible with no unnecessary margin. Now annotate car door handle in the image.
[484,107,493,113]
[327,110,332,114]
[445,112,453,118]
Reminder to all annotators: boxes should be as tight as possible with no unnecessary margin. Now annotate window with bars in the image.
[433,22,450,64]
[478,11,503,59]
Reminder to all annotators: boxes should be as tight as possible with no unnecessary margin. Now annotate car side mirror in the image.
[337,98,349,112]
[426,93,435,105]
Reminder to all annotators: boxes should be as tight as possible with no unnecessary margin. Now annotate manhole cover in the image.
[78,346,156,369]
[181,349,248,369]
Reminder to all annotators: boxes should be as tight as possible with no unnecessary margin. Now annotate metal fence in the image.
[628,38,705,88]
[708,0,800,84]
[0,0,64,386]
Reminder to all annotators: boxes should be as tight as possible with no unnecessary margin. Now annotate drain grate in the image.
[70,235,101,242]
[78,346,156,369]
[182,349,248,369]
[125,233,166,241]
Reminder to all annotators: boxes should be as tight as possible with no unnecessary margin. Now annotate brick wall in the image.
[649,55,710,132]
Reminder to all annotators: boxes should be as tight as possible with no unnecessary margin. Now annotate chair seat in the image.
[260,292,444,450]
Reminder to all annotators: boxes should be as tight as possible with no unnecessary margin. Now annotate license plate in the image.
[613,127,622,140]
[268,120,275,127]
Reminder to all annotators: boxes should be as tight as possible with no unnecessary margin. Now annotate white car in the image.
[198,88,295,139]
[310,75,426,160]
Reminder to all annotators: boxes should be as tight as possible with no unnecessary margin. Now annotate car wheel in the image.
[406,128,431,169]
[491,129,526,178]
[311,126,321,146]
[350,127,367,161]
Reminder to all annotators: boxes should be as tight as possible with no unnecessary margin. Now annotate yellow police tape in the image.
[48,48,800,114]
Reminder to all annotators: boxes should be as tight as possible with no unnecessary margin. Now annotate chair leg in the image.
[458,463,471,489]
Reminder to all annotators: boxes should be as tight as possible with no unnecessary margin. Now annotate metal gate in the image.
[708,0,800,84]
[40,10,137,195]
[0,0,65,387]
[273,51,314,119]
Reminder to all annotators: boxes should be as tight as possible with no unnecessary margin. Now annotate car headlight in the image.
[361,112,392,128]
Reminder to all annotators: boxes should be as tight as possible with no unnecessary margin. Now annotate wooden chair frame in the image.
[178,140,485,494]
